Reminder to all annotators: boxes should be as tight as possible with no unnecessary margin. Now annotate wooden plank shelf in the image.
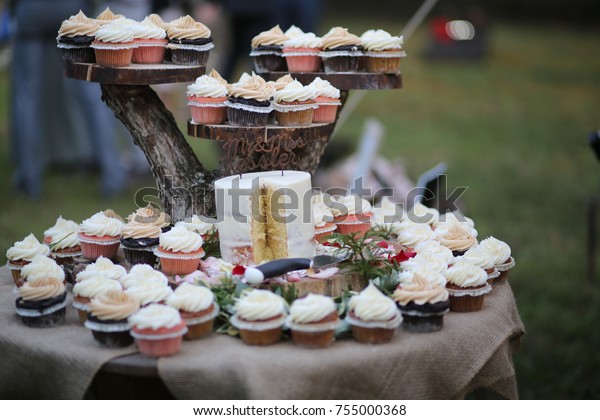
[64,62,205,85]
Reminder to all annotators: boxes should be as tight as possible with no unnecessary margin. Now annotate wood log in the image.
[259,72,402,90]
[65,62,204,85]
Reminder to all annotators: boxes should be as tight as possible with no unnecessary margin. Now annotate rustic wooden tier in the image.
[188,121,335,174]
[64,62,204,85]
[259,71,402,90]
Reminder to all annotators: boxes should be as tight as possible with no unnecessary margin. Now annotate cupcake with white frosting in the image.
[330,194,373,238]
[371,196,404,228]
[72,275,123,323]
[182,214,218,240]
[345,282,402,344]
[397,264,446,287]
[445,263,491,312]
[166,15,213,65]
[127,17,167,63]
[186,74,228,124]
[75,256,126,283]
[6,234,50,287]
[456,246,500,283]
[250,25,288,72]
[478,236,515,282]
[124,280,172,306]
[360,29,405,73]
[119,264,168,289]
[272,79,317,126]
[16,278,68,328]
[281,28,322,72]
[85,291,140,348]
[129,303,187,357]
[44,216,81,264]
[308,77,341,123]
[286,293,340,348]
[91,22,136,67]
[154,222,205,276]
[20,255,65,286]
[167,283,218,340]
[230,289,288,346]
[78,211,123,260]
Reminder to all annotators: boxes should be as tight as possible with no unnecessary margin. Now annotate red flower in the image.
[388,250,417,264]
[322,241,341,248]
[376,241,389,248]
[232,265,246,275]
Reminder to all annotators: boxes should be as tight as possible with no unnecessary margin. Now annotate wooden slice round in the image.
[259,71,402,90]
[64,61,205,85]
[187,121,335,140]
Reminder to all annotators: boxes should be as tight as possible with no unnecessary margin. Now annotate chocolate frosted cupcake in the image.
[167,15,213,65]
[56,10,100,63]
[226,73,274,126]
[230,289,288,346]
[272,80,317,126]
[6,234,50,287]
[393,274,449,333]
[250,25,288,72]
[166,283,219,340]
[16,278,67,328]
[72,275,123,324]
[320,27,363,73]
[85,291,140,348]
[286,294,340,348]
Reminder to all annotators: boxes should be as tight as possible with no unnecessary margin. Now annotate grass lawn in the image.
[1,20,599,399]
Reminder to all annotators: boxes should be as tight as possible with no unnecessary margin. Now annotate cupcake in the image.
[308,77,341,123]
[392,220,436,250]
[120,221,161,266]
[345,283,402,344]
[147,13,169,31]
[129,303,187,357]
[230,289,288,346]
[56,10,100,63]
[72,275,123,324]
[445,263,491,312]
[371,196,404,228]
[78,212,123,260]
[393,273,449,333]
[268,74,294,91]
[399,248,450,276]
[413,240,454,267]
[182,215,218,241]
[330,194,373,237]
[44,216,78,244]
[435,224,477,257]
[478,236,515,282]
[226,73,274,126]
[272,80,317,126]
[406,202,440,226]
[286,294,340,348]
[250,25,288,72]
[312,193,336,243]
[103,208,125,222]
[127,205,171,227]
[397,263,446,288]
[166,15,213,65]
[166,283,219,340]
[120,263,168,289]
[281,30,322,72]
[46,219,81,265]
[154,223,205,275]
[434,211,478,237]
[92,23,136,67]
[6,234,50,287]
[124,278,172,308]
[458,246,500,283]
[76,256,126,284]
[360,29,406,73]
[16,278,67,328]
[186,75,228,124]
[85,291,140,348]
[20,255,66,287]
[127,17,168,64]
[320,27,363,73]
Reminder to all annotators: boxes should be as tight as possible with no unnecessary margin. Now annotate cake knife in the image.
[243,255,347,284]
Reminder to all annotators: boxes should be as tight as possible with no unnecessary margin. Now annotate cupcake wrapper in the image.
[252,55,287,73]
[335,221,371,237]
[187,101,228,108]
[322,54,361,73]
[365,56,401,73]
[312,103,339,123]
[275,108,315,126]
[320,50,363,58]
[401,313,445,333]
[226,100,273,113]
[188,102,228,124]
[184,319,214,340]
[132,45,166,64]
[78,238,120,260]
[345,311,402,330]
[121,244,156,253]
[154,248,205,260]
[227,107,270,127]
[364,51,407,58]
[57,44,96,63]
[284,55,322,72]
[85,319,131,333]
[282,51,321,57]
[496,257,515,272]
[72,300,89,312]
[230,314,286,331]
[446,283,492,297]
[487,268,501,283]
[291,329,336,348]
[19,306,66,328]
[250,50,283,57]
[183,303,220,326]
[399,308,449,318]
[167,42,214,51]
[130,327,188,341]
[155,249,205,276]
[77,234,121,245]
[238,327,282,346]
[51,250,82,259]
[285,318,341,333]
[16,299,68,317]
[122,246,158,266]
[272,102,318,112]
[134,40,168,48]
[92,43,137,50]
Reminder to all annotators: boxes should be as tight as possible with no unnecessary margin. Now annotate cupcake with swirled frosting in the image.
[226,73,274,126]
[456,246,500,283]
[320,27,363,73]
[121,206,169,266]
[272,79,317,126]
[124,280,172,306]
[94,7,124,26]
[250,25,288,72]
[85,291,140,348]
[20,255,65,286]
[154,223,205,276]
[360,29,405,73]
[308,77,341,123]
[56,10,100,63]
[186,74,228,124]
[345,283,402,344]
[129,303,187,357]
[281,28,323,72]
[91,22,136,67]
[478,236,515,282]
[286,294,340,348]
[445,263,491,312]
[76,256,126,283]
[392,274,449,333]
[230,289,288,346]
[125,17,167,64]
[435,223,477,256]
[166,15,212,65]
[16,278,68,328]
[72,274,123,323]
[167,283,218,340]
[44,217,81,264]
[268,74,294,91]
[330,194,373,238]
[78,211,123,260]
[6,234,51,287]
[182,215,218,240]
[119,264,168,289]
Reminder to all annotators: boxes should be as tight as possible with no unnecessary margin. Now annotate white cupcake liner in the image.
[72,300,89,312]
[226,100,273,113]
[187,100,227,108]
[167,42,214,51]
[446,283,492,297]
[282,51,321,57]
[181,303,220,326]
[250,50,283,57]
[272,102,318,112]
[316,99,342,106]
[16,299,68,317]
[496,257,515,272]
[121,244,157,253]
[285,317,341,332]
[153,248,205,260]
[57,43,90,50]
[487,268,501,280]
[320,50,362,58]
[335,216,371,225]
[134,40,168,47]
[399,308,449,318]
[92,43,137,50]
[230,313,286,331]
[345,310,402,330]
[85,319,131,333]
[6,262,26,271]
[364,50,407,58]
[77,233,121,245]
[130,326,188,340]
[51,250,82,259]
[315,224,337,234]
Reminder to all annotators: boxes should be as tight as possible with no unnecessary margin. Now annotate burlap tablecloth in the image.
[0,265,524,399]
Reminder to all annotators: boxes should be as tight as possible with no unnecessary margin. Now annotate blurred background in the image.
[1,0,599,399]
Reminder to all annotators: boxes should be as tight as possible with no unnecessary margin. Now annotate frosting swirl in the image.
[44,216,79,240]
[234,289,287,321]
[282,32,321,49]
[147,13,169,30]
[166,15,211,40]
[434,211,477,237]
[20,255,65,283]
[372,196,404,225]
[414,240,453,264]
[129,303,182,330]
[400,250,449,274]
[436,224,477,252]
[127,206,171,228]
[167,283,214,313]
[397,264,446,287]
[478,236,511,265]
[461,246,496,270]
[228,73,274,102]
[312,193,334,227]
[95,7,123,25]
[159,223,203,253]
[445,263,488,288]
[73,276,122,298]
[251,25,287,47]
[208,69,228,86]
[6,234,50,261]
[273,80,316,103]
[121,221,162,239]
[330,194,371,216]
[120,264,168,289]
[125,281,172,306]
[393,274,449,305]
[76,256,126,283]
[392,221,435,248]
[57,10,100,38]
[103,209,124,222]
[348,283,398,322]
[187,75,228,98]
[88,291,140,321]
[182,215,217,236]
[94,23,134,43]
[308,77,340,99]
[360,29,403,51]
[288,293,336,324]
[19,278,65,301]
[126,19,167,40]
[284,25,305,39]
[406,202,439,225]
[79,212,123,237]
[321,27,361,50]
[270,74,294,91]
